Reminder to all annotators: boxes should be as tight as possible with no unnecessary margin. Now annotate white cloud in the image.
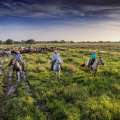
[0,2,120,42]
[1,2,120,19]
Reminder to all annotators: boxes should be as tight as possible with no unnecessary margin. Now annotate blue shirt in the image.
[52,53,60,60]
[91,54,96,60]
[16,54,23,61]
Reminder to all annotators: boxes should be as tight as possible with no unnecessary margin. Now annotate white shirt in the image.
[52,53,60,60]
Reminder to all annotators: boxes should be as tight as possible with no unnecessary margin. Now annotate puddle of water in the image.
[0,69,2,75]
[23,71,26,80]
[8,70,13,83]
[0,60,4,75]
[9,70,13,77]
[25,82,32,95]
[1,60,4,65]
[8,85,17,95]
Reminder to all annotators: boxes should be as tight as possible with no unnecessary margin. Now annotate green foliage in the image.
[4,81,46,120]
[26,39,35,44]
[1,43,120,120]
[22,47,120,120]
[5,39,14,44]
[0,40,3,45]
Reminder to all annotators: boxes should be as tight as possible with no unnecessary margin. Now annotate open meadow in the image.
[0,43,120,120]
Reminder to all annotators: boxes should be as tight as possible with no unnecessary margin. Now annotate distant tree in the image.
[5,39,14,44]
[0,40,3,45]
[60,40,66,43]
[70,41,75,43]
[14,41,21,44]
[98,41,103,43]
[21,40,26,44]
[26,39,35,44]
[53,40,59,43]
[87,41,91,43]
[105,41,111,43]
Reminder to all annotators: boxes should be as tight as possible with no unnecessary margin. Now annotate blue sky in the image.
[0,0,120,41]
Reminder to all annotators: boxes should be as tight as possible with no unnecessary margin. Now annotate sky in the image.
[0,0,120,42]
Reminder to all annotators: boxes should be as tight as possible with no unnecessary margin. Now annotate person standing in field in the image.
[16,51,25,71]
[51,50,63,71]
[88,50,96,67]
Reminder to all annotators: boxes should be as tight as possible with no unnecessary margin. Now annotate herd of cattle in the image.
[0,46,60,56]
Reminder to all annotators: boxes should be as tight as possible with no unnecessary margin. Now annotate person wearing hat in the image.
[51,50,63,70]
[88,50,96,67]
[16,51,25,71]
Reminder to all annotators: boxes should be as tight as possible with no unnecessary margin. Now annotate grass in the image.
[0,43,120,120]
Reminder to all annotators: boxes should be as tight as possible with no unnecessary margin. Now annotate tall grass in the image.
[0,44,120,120]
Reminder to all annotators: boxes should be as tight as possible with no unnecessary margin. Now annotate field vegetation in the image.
[0,43,120,120]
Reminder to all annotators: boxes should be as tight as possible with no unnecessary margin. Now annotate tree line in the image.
[0,39,75,45]
[0,39,36,45]
[0,39,119,45]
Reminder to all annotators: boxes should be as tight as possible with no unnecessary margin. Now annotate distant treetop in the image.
[5,39,14,44]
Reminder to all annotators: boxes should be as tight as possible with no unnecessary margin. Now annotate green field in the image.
[0,43,120,120]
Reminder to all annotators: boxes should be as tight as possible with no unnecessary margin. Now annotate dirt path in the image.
[0,59,4,119]
[0,57,17,120]
[0,56,46,119]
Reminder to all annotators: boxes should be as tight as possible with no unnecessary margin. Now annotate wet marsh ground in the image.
[0,43,120,120]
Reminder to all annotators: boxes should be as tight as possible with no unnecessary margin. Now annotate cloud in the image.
[0,1,120,19]
[0,0,120,42]
[1,2,71,17]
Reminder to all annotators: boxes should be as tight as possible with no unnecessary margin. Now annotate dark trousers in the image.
[88,58,95,67]
[21,62,25,71]
[51,61,55,70]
